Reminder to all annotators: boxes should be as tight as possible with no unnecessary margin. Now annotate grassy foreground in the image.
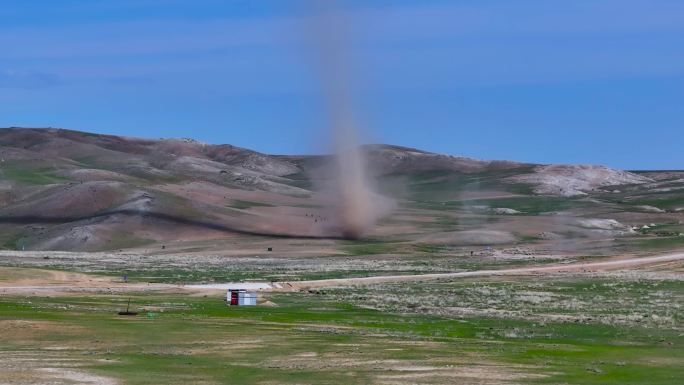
[1,273,682,384]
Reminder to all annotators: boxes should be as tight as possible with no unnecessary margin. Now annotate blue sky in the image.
[1,0,682,169]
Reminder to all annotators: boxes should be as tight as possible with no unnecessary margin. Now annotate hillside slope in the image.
[0,127,680,252]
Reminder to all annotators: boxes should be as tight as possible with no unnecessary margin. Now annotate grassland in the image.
[0,248,581,285]
[1,267,682,384]
[0,166,69,185]
[0,130,683,383]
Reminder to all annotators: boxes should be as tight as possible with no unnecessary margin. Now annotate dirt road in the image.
[1,252,682,295]
[277,252,684,290]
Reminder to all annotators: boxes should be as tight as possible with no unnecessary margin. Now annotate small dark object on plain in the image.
[267,247,272,251]
[118,298,138,316]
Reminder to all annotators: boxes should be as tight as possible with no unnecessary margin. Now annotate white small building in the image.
[227,289,257,306]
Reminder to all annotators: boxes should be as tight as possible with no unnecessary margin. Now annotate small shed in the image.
[227,289,257,306]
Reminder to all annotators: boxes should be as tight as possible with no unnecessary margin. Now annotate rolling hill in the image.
[0,127,682,252]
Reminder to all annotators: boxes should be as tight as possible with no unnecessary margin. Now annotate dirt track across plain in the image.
[1,252,682,295]
[278,252,684,290]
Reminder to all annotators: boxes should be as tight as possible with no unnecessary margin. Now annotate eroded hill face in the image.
[0,127,682,252]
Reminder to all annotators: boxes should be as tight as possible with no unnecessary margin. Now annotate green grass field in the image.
[1,269,681,384]
[0,166,69,185]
